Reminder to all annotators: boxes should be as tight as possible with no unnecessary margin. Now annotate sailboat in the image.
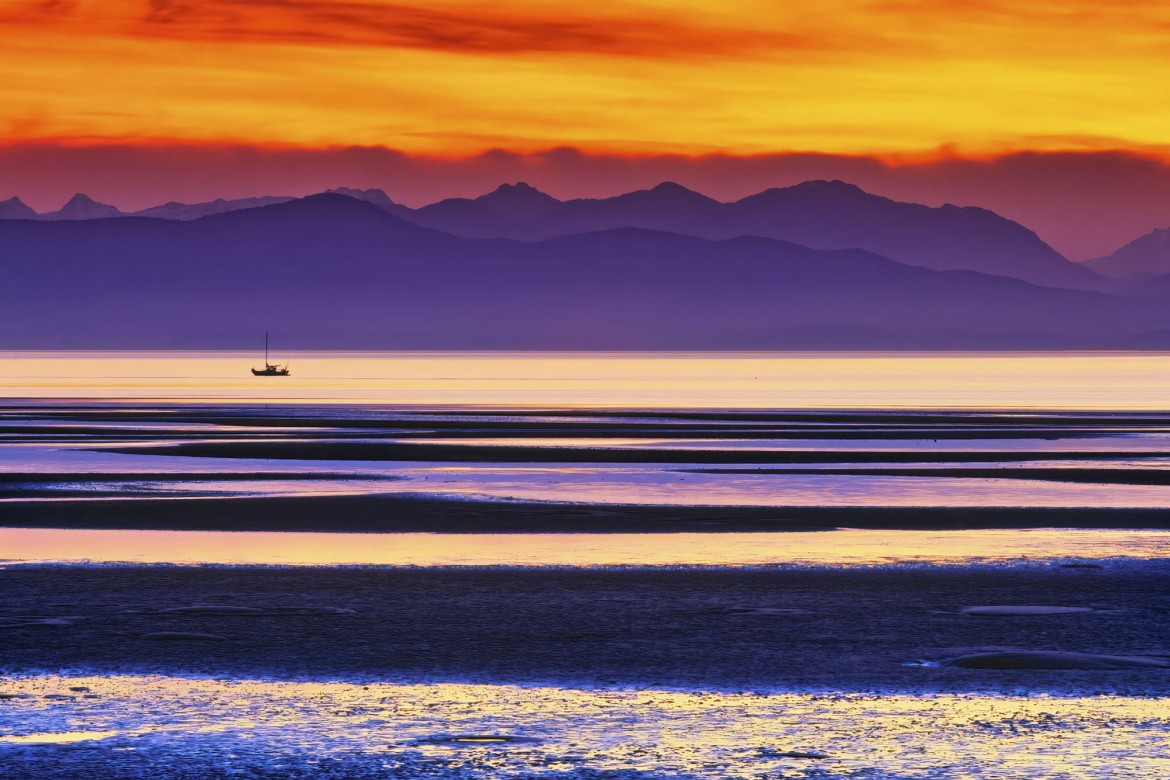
[251,332,290,376]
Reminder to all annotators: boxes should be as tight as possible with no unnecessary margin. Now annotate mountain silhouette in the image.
[1,193,1167,349]
[405,180,1097,290]
[1084,227,1170,279]
[410,181,560,232]
[135,195,294,220]
[0,196,37,219]
[473,181,561,217]
[9,180,1097,290]
[43,193,124,221]
[324,186,414,219]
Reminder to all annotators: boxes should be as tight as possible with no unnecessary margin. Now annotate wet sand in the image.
[3,564,1169,694]
[5,493,1170,532]
[103,440,1170,464]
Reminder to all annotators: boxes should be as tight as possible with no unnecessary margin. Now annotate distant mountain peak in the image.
[737,180,875,208]
[284,192,386,212]
[53,193,123,220]
[0,195,37,219]
[786,179,868,196]
[644,181,704,197]
[634,181,717,205]
[326,187,396,207]
[650,181,692,192]
[476,181,560,217]
[1085,224,1170,279]
[481,181,556,200]
[64,193,102,207]
[494,181,540,193]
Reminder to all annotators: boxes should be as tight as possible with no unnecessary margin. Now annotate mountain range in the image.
[3,180,1106,290]
[5,192,1170,349]
[404,181,1099,290]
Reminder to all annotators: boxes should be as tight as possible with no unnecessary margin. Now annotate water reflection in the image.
[395,434,1170,452]
[6,350,1170,408]
[2,527,1165,567]
[14,467,1170,507]
[8,395,1170,509]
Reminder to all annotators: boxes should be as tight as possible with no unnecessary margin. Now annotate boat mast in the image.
[265,331,269,365]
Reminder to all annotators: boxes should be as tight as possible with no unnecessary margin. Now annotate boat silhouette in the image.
[251,332,290,376]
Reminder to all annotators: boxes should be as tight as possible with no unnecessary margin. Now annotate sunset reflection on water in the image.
[3,527,1165,567]
[5,350,1170,408]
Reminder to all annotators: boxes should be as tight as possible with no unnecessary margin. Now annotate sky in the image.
[5,0,1170,258]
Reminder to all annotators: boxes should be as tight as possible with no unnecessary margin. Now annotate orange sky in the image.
[5,0,1170,156]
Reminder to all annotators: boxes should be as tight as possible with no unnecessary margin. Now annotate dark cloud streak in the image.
[131,0,870,59]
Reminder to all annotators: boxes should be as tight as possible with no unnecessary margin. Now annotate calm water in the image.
[4,352,1170,565]
[5,350,1170,408]
[8,355,1170,511]
[2,527,1167,567]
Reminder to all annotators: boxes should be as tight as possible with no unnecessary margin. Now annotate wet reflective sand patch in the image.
[1,675,1168,779]
[0,731,120,745]
[2,527,1167,567]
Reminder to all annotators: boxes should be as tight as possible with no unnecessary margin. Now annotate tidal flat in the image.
[3,390,1170,778]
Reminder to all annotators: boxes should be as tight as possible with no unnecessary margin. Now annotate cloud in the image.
[0,0,869,60]
[866,0,1169,24]
[5,0,1170,157]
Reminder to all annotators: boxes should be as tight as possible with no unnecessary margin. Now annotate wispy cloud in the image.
[1,0,871,59]
[4,1,1170,174]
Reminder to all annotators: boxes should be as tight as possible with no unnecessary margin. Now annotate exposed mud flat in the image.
[3,564,1169,694]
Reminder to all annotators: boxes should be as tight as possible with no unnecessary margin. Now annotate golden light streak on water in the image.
[4,351,1170,408]
[2,528,1166,567]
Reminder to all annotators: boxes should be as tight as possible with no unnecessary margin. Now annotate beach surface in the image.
[3,390,1170,778]
[4,563,1170,692]
[4,562,1170,779]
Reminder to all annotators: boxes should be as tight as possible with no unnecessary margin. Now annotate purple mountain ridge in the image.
[43,193,124,221]
[1,193,1167,350]
[326,186,395,205]
[4,180,1098,290]
[1084,227,1170,280]
[0,196,37,219]
[134,195,295,220]
[404,180,1097,290]
[324,186,413,219]
[409,182,561,230]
